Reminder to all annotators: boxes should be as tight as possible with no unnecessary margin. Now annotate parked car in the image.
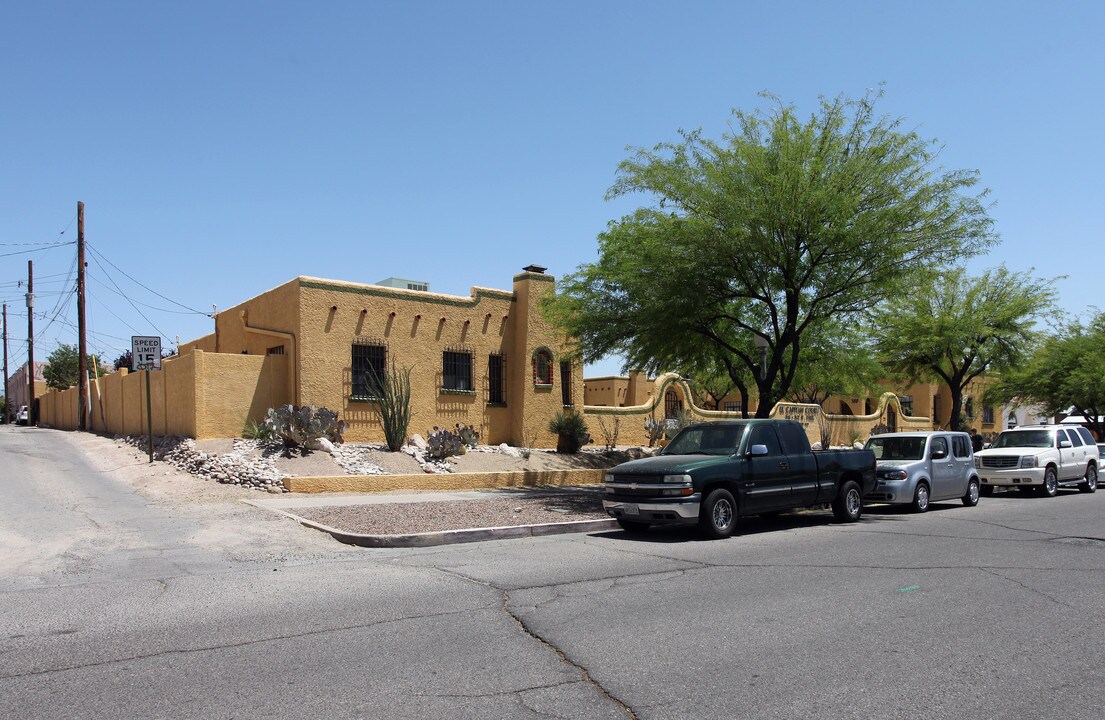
[974,425,1099,496]
[15,405,29,425]
[864,431,980,512]
[602,419,876,539]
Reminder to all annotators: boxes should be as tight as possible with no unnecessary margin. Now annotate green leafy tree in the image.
[784,321,883,407]
[44,344,89,391]
[873,267,1056,431]
[43,344,102,391]
[988,312,1105,440]
[548,90,995,416]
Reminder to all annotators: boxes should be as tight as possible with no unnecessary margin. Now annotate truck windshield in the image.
[865,436,926,461]
[992,430,1053,449]
[663,424,745,456]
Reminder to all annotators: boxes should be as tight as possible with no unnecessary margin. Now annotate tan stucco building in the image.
[173,265,581,445]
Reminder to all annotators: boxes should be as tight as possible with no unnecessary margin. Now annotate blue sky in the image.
[2,1,1102,379]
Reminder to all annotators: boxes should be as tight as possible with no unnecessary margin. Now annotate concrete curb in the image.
[244,501,620,548]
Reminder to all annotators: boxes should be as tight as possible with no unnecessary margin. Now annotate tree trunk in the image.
[948,387,964,431]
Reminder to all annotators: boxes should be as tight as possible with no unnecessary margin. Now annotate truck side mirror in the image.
[747,444,769,458]
[1058,440,1072,449]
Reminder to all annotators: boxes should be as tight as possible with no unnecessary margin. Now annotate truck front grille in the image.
[981,456,1020,469]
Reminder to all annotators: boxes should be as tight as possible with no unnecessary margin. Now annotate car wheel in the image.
[962,478,980,507]
[980,485,994,497]
[1040,467,1058,497]
[699,488,737,539]
[616,518,651,533]
[911,482,930,513]
[1080,465,1098,493]
[831,480,863,522]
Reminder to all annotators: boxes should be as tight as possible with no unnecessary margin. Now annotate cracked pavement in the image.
[3,427,1105,719]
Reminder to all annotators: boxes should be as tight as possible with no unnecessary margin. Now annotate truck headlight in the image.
[973,457,982,469]
[1020,456,1038,469]
[663,474,692,484]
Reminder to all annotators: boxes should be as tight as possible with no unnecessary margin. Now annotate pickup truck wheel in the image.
[831,480,862,522]
[1080,465,1098,493]
[699,489,737,539]
[616,518,651,533]
[962,478,980,506]
[911,482,930,513]
[1040,467,1058,497]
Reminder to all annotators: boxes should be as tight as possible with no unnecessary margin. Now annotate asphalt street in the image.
[2,426,1104,719]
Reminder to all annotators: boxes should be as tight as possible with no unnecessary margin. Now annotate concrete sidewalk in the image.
[244,486,619,548]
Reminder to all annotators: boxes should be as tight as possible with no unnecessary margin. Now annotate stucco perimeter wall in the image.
[583,376,931,447]
[193,350,289,439]
[283,469,605,494]
[36,351,284,439]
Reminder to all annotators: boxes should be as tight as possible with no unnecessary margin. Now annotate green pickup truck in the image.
[602,419,877,539]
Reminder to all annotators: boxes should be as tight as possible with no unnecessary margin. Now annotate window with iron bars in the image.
[560,361,572,405]
[488,353,505,405]
[352,342,386,400]
[442,350,473,393]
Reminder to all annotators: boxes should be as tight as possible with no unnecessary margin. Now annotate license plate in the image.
[622,503,640,516]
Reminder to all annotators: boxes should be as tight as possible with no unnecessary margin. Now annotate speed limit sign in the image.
[131,336,162,371]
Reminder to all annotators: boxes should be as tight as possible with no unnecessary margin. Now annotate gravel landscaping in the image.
[292,490,609,535]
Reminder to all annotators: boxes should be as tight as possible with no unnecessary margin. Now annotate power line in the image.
[86,244,210,315]
[87,274,205,315]
[0,242,75,259]
[85,254,170,339]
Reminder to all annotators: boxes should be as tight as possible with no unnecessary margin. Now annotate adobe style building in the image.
[5,361,47,421]
[174,265,581,446]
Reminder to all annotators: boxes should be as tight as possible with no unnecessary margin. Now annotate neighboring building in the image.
[376,277,430,292]
[582,372,654,407]
[176,265,580,445]
[6,361,47,421]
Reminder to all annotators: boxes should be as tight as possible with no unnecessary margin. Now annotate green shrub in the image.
[263,405,348,448]
[242,417,272,440]
[549,411,590,454]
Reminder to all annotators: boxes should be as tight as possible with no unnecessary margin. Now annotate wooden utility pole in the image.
[77,201,88,431]
[26,260,34,425]
[2,304,8,424]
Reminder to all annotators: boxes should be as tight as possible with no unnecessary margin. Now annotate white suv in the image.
[974,425,1099,496]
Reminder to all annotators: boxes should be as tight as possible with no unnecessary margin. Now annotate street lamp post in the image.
[753,333,769,380]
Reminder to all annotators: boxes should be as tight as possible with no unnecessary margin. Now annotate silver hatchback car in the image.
[863,432,981,512]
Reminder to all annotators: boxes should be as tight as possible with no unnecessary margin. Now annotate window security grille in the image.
[488,354,505,404]
[352,343,387,399]
[443,350,473,392]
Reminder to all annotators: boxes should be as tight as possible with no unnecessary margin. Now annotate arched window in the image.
[533,349,553,386]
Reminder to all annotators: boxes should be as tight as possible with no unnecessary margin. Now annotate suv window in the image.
[952,435,971,458]
[1076,427,1096,446]
[930,436,949,459]
[749,425,782,456]
[1067,429,1084,447]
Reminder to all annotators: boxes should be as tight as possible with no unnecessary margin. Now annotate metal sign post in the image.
[132,336,161,463]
